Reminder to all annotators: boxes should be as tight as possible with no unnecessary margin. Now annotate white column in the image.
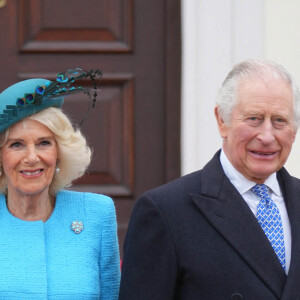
[181,0,264,175]
[264,0,300,177]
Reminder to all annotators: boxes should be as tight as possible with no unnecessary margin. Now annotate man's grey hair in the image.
[215,59,300,128]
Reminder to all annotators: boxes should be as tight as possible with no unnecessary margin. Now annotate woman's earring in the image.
[55,160,60,174]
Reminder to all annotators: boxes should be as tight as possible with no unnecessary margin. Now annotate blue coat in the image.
[0,190,120,299]
[119,151,300,299]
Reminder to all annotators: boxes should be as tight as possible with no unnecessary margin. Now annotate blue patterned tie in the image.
[251,184,286,270]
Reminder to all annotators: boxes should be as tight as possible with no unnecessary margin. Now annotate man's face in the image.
[215,77,297,183]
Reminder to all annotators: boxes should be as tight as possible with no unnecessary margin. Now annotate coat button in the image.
[231,293,243,300]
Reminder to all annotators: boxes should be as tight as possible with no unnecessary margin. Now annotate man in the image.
[119,60,300,299]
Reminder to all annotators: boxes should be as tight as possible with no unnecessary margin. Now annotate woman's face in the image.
[1,119,58,198]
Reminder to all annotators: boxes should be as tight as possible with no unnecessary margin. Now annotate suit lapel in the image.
[278,169,300,299]
[191,152,286,298]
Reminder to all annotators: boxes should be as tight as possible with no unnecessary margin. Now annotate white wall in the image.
[264,0,300,176]
[181,0,300,177]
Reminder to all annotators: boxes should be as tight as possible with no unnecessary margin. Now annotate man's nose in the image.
[257,120,275,144]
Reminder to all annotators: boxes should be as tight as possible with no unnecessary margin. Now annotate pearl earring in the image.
[55,160,60,174]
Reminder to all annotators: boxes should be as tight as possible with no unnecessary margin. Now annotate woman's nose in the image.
[24,145,39,164]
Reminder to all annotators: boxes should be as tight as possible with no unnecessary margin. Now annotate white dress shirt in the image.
[220,150,291,274]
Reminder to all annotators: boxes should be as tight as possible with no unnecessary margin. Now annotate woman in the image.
[0,69,120,299]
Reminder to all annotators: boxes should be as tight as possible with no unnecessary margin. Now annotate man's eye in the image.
[273,118,287,128]
[245,116,261,126]
[275,118,284,123]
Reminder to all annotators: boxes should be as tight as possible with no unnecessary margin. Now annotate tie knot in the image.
[251,184,270,199]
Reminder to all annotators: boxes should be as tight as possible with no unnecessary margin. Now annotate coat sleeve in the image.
[98,197,121,300]
[119,193,178,300]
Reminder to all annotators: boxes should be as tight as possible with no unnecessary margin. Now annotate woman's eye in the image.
[9,142,23,149]
[38,140,51,147]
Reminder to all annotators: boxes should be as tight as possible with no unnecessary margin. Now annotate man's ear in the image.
[214,106,228,138]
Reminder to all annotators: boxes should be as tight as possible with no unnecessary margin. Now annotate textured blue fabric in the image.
[252,184,286,270]
[0,190,120,299]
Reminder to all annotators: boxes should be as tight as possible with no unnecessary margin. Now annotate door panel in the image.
[19,0,133,52]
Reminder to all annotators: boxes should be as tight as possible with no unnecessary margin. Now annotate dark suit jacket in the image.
[119,151,300,300]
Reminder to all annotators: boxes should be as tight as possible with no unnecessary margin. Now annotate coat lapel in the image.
[191,152,286,298]
[278,169,300,299]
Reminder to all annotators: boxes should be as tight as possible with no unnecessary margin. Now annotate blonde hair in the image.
[0,107,92,195]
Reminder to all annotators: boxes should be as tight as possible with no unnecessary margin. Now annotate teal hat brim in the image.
[0,68,103,133]
[0,78,64,133]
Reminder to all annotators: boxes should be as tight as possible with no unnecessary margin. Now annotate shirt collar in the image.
[220,149,282,197]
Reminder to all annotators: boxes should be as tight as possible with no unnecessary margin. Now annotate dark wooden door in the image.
[0,0,181,256]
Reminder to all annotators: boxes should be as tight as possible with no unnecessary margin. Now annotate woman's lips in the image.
[20,169,44,176]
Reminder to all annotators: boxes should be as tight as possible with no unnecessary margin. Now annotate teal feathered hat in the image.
[0,68,102,133]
